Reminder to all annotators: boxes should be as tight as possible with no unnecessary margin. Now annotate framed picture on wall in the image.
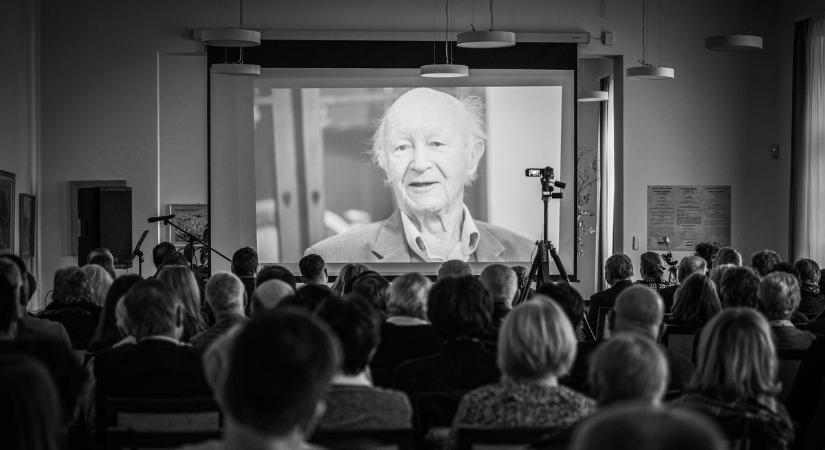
[0,171,14,254]
[19,194,35,257]
[167,204,207,246]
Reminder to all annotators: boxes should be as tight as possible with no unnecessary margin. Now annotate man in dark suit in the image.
[589,254,635,328]
[658,255,707,313]
[756,272,814,351]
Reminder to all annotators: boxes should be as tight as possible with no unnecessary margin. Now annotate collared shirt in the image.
[385,316,429,326]
[769,319,796,328]
[399,204,479,262]
[138,335,183,345]
[332,372,373,387]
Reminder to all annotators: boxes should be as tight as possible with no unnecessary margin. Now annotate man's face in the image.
[381,89,483,217]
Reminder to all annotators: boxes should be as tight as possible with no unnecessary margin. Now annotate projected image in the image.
[253,85,563,263]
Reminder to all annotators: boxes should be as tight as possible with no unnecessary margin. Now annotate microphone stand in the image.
[163,218,232,264]
[129,229,149,277]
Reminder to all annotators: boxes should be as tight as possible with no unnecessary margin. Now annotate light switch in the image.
[632,236,639,250]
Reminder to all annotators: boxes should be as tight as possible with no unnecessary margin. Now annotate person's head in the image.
[690,308,780,405]
[91,273,142,347]
[588,333,668,407]
[479,264,517,308]
[80,264,113,307]
[206,272,245,317]
[0,269,19,338]
[757,272,800,321]
[162,251,188,267]
[672,273,722,325]
[223,310,339,439]
[152,242,176,270]
[693,242,719,269]
[331,263,370,296]
[231,247,258,277]
[708,263,734,290]
[87,247,114,264]
[570,404,725,450]
[605,254,634,285]
[156,265,204,339]
[350,271,391,313]
[252,280,295,316]
[387,272,431,320]
[0,257,24,309]
[794,258,821,287]
[0,355,62,450]
[88,254,116,281]
[639,252,665,281]
[437,259,473,280]
[0,254,28,302]
[52,266,93,305]
[121,279,183,340]
[498,296,576,383]
[281,285,336,315]
[770,262,800,281]
[427,275,490,341]
[676,256,706,283]
[536,282,585,331]
[257,264,297,291]
[299,254,327,285]
[751,249,781,277]
[317,295,380,375]
[370,88,485,218]
[714,247,742,267]
[718,266,760,308]
[612,286,664,339]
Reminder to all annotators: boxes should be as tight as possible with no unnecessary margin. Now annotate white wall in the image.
[33,0,819,298]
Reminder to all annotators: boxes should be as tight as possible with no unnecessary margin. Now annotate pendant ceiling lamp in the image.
[705,0,763,51]
[421,0,469,78]
[201,0,260,47]
[626,0,674,80]
[457,0,515,48]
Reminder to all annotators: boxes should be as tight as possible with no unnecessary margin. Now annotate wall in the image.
[36,0,818,298]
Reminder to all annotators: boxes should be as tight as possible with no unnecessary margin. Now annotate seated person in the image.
[38,266,102,349]
[713,247,743,267]
[537,282,593,393]
[350,271,391,318]
[719,266,760,308]
[693,242,719,271]
[669,273,721,327]
[589,254,635,328]
[671,308,794,450]
[794,258,824,320]
[87,274,142,353]
[191,272,248,351]
[370,273,441,387]
[298,254,328,287]
[315,295,411,430]
[757,272,814,351]
[331,263,369,296]
[0,354,64,450]
[151,242,176,278]
[751,249,782,277]
[437,260,472,280]
[479,264,517,330]
[81,264,113,307]
[230,246,258,314]
[87,247,117,280]
[659,256,707,312]
[256,264,297,291]
[181,310,340,450]
[635,252,676,294]
[588,333,668,407]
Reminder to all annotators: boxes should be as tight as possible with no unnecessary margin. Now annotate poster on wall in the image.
[647,185,731,251]
[0,171,14,254]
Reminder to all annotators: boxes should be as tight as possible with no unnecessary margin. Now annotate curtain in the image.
[791,15,825,263]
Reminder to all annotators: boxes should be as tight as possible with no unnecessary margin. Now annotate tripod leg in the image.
[547,244,569,285]
[518,248,544,304]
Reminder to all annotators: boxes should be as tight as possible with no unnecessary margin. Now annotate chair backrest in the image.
[412,390,468,433]
[595,307,611,341]
[777,348,808,402]
[310,428,414,450]
[660,324,702,362]
[713,414,751,450]
[456,426,570,450]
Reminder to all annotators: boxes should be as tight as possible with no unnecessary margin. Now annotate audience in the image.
[316,295,412,430]
[479,264,518,329]
[589,254,635,326]
[713,246,742,267]
[190,272,248,351]
[0,355,63,450]
[157,265,206,341]
[719,265,760,308]
[756,272,814,351]
[588,333,668,407]
[636,251,676,293]
[256,264,297,291]
[330,263,369,296]
[370,273,440,387]
[80,264,113,307]
[87,246,117,280]
[751,249,782,277]
[299,254,328,286]
[669,273,722,326]
[659,256,707,312]
[451,298,595,437]
[230,246,258,313]
[672,308,794,450]
[693,242,719,270]
[183,310,340,450]
[87,273,142,353]
[794,258,824,319]
[708,263,735,290]
[38,266,101,349]
[350,271,391,316]
[437,259,472,280]
[151,241,176,277]
[537,282,593,392]
[280,284,333,313]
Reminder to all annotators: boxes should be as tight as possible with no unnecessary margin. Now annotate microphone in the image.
[148,214,175,223]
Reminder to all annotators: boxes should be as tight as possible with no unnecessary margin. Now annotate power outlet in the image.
[602,31,614,45]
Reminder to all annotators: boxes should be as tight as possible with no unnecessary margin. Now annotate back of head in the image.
[93,273,142,345]
[751,249,781,277]
[718,266,759,308]
[52,266,93,305]
[589,333,668,407]
[498,296,576,381]
[81,264,113,306]
[639,252,665,280]
[152,242,176,269]
[677,256,706,283]
[350,271,390,313]
[206,272,245,314]
[708,264,734,289]
[427,275,491,341]
[157,265,203,334]
[536,282,584,330]
[257,264,297,291]
[570,404,725,450]
[224,310,339,437]
[387,272,431,320]
[605,254,634,285]
[0,254,27,304]
[714,247,742,267]
[794,258,821,286]
[757,272,800,321]
[691,307,779,404]
[479,264,517,307]
[87,247,114,264]
[316,295,380,375]
[231,247,258,277]
[89,254,116,280]
[693,242,719,269]
[0,270,19,334]
[162,251,188,267]
[331,263,370,296]
[672,273,721,325]
[437,259,472,280]
[613,286,663,338]
[0,355,61,450]
[298,254,326,283]
[252,280,295,315]
[280,284,335,315]
[122,279,180,339]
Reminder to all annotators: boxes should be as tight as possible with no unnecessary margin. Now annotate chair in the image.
[101,397,223,450]
[456,426,571,450]
[659,323,702,362]
[777,348,808,402]
[310,428,415,450]
[411,390,468,446]
[595,307,611,341]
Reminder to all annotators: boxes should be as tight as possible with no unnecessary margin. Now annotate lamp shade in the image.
[577,90,609,102]
[626,65,675,80]
[705,34,763,51]
[457,30,516,48]
[419,64,469,78]
[201,28,261,47]
[210,63,261,76]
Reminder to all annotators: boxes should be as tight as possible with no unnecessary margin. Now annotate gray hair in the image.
[480,264,518,306]
[81,264,113,307]
[757,272,800,320]
[387,273,431,319]
[677,256,707,283]
[206,272,245,313]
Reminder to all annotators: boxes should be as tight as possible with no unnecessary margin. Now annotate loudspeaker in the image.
[78,186,132,267]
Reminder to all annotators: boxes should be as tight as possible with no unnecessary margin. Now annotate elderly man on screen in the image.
[306,87,533,263]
